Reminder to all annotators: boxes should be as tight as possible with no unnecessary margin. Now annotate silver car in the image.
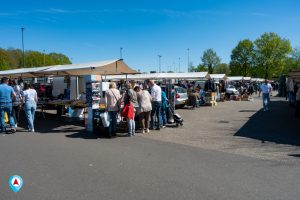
[161,86,188,108]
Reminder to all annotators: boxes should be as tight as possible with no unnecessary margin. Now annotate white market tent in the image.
[243,77,251,81]
[103,72,210,81]
[251,78,265,82]
[0,66,52,78]
[227,76,244,81]
[0,59,138,78]
[209,74,227,80]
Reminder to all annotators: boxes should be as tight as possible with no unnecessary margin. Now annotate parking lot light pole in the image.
[158,55,162,73]
[21,27,25,68]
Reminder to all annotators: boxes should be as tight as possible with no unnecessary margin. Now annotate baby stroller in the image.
[167,106,184,127]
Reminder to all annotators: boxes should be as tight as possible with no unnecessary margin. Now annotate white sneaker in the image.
[15,124,18,128]
[146,129,150,133]
[32,129,35,133]
[142,130,145,134]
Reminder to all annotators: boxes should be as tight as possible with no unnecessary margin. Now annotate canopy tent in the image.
[42,59,137,76]
[243,77,252,81]
[289,69,300,82]
[227,76,252,81]
[209,74,227,80]
[0,66,52,78]
[227,76,244,81]
[251,78,265,82]
[103,72,210,81]
[0,59,138,78]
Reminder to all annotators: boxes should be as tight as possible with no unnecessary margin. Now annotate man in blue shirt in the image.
[0,77,17,133]
[260,79,273,111]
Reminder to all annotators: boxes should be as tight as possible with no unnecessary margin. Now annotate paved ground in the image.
[142,94,300,162]
[0,94,300,200]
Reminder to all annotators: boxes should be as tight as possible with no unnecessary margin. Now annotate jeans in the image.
[108,111,117,137]
[0,102,15,131]
[160,106,167,126]
[127,117,135,135]
[262,93,270,111]
[288,91,296,105]
[12,105,21,125]
[24,101,37,130]
[151,101,161,129]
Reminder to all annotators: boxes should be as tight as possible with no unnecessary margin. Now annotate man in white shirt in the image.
[260,79,272,111]
[147,80,162,130]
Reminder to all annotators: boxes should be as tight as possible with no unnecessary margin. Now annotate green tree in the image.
[201,49,221,73]
[229,39,255,76]
[0,49,10,70]
[48,53,72,65]
[191,64,208,72]
[254,32,292,79]
[290,47,300,69]
[6,48,22,69]
[213,63,230,74]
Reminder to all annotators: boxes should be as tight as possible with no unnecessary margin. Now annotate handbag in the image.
[111,90,121,111]
[121,103,134,119]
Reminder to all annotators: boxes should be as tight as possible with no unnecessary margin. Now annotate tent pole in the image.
[76,76,79,99]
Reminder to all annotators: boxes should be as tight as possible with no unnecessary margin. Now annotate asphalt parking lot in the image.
[1,94,300,200]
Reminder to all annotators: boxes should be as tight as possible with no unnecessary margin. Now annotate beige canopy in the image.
[0,59,138,78]
[289,69,300,82]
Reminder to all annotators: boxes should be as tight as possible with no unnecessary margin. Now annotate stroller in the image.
[167,106,184,127]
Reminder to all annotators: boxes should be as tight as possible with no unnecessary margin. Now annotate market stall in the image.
[0,59,138,134]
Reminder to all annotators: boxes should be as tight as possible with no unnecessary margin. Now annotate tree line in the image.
[191,32,300,79]
[0,48,72,71]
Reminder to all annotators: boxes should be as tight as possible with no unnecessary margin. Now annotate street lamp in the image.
[187,48,190,72]
[21,27,25,68]
[43,49,46,66]
[178,57,181,73]
[120,47,123,59]
[158,55,162,73]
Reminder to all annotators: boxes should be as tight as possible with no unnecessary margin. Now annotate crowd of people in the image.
[105,79,168,138]
[0,77,38,133]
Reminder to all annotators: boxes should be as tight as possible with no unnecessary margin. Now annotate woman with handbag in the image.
[105,82,121,138]
[135,86,152,133]
[123,83,137,136]
[11,80,22,127]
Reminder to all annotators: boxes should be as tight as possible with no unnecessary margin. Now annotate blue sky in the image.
[1,0,300,72]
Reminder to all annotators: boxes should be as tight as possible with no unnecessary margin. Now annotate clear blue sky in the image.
[1,0,299,72]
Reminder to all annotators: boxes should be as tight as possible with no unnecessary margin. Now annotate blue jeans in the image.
[108,111,117,136]
[262,93,270,111]
[151,101,161,129]
[160,106,167,126]
[0,102,15,130]
[288,91,296,105]
[24,101,37,130]
[127,118,135,135]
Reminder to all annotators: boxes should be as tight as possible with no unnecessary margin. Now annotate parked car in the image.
[226,85,239,95]
[161,86,188,108]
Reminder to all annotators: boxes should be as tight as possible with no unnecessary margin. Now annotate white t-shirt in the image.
[260,83,272,94]
[151,84,162,101]
[23,89,38,103]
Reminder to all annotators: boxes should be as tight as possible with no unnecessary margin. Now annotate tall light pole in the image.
[43,49,46,66]
[21,27,25,68]
[120,47,123,59]
[158,55,162,73]
[187,48,190,72]
[178,57,181,73]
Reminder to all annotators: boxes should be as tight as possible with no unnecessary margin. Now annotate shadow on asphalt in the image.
[288,154,300,158]
[234,99,300,146]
